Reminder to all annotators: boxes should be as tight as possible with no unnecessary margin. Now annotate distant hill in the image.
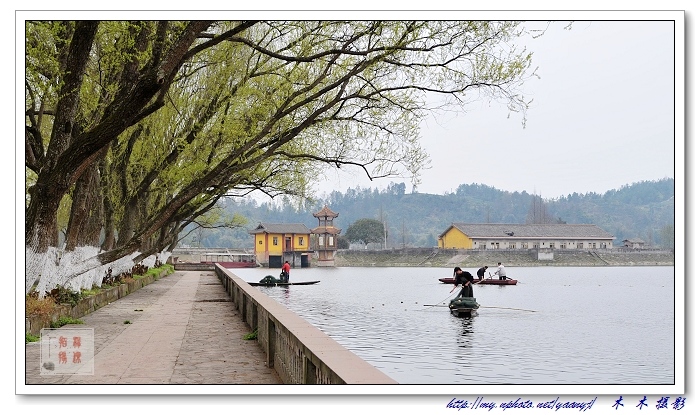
[182,178,675,249]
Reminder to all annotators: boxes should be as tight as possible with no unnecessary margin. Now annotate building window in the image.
[560,244,566,249]
[549,243,555,248]
[319,236,324,246]
[521,243,528,249]
[299,237,304,246]
[577,243,583,249]
[273,237,278,246]
[328,236,334,246]
[479,244,486,249]
[258,240,262,245]
[509,243,516,249]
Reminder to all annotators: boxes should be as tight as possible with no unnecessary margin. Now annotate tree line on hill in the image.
[181,178,675,250]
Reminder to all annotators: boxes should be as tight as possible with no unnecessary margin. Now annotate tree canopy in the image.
[344,218,386,246]
[25,20,536,292]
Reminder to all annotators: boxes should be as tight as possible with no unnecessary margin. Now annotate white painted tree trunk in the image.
[25,245,171,297]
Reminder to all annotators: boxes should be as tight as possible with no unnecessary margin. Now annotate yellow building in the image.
[438,225,474,249]
[249,223,313,268]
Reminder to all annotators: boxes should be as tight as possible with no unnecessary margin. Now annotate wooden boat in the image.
[249,275,320,286]
[200,251,258,268]
[448,296,480,317]
[249,280,320,287]
[439,277,517,285]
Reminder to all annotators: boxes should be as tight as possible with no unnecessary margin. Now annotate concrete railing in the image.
[214,265,397,385]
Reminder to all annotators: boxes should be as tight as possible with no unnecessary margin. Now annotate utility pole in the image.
[401,220,406,248]
[379,205,387,250]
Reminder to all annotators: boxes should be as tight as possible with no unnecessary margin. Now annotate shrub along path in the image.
[23,270,281,386]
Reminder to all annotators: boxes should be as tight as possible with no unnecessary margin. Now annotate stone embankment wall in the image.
[329,248,674,268]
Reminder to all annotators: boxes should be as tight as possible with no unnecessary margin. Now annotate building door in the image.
[285,237,292,251]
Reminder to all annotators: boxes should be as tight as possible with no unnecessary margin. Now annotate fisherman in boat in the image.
[476,265,488,280]
[494,262,507,281]
[280,260,291,283]
[450,267,474,297]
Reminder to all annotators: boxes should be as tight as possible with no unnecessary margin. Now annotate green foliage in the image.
[80,287,101,297]
[243,328,258,341]
[336,235,350,249]
[26,332,40,343]
[27,20,538,274]
[659,224,674,249]
[344,218,386,245]
[49,285,82,307]
[130,263,172,280]
[50,316,84,328]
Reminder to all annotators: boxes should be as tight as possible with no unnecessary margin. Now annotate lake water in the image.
[230,266,677,386]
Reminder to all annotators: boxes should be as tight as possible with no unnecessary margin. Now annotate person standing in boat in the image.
[450,267,474,297]
[494,262,507,281]
[476,265,488,280]
[281,260,291,283]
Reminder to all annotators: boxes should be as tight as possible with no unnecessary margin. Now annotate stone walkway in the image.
[23,270,281,385]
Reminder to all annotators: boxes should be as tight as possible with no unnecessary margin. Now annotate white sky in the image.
[317,18,680,199]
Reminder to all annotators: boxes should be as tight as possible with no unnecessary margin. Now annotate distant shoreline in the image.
[172,247,674,268]
[327,248,674,268]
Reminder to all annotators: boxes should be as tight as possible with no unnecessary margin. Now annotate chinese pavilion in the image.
[311,205,341,267]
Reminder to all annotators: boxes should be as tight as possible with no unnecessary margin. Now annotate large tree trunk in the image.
[100,153,116,251]
[26,21,214,252]
[64,159,104,250]
[26,21,99,252]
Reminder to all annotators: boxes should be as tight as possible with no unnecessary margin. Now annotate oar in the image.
[423,291,456,309]
[480,306,535,312]
[490,271,519,282]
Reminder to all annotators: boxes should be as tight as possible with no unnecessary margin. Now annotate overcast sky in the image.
[12,12,682,203]
[317,18,679,200]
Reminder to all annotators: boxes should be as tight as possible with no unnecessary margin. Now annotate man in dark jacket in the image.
[476,265,488,280]
[451,267,474,297]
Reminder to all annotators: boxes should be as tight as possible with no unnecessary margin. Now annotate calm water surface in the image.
[230,266,676,385]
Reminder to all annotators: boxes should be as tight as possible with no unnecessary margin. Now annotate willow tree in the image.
[25,20,536,293]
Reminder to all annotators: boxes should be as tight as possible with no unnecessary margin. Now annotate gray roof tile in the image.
[444,223,614,239]
[249,222,311,234]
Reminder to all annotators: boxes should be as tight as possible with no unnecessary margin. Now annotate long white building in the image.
[438,223,615,250]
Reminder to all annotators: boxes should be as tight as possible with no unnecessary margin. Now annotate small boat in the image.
[249,280,320,287]
[248,275,320,287]
[439,277,517,285]
[448,295,480,317]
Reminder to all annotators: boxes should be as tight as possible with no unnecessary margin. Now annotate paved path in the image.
[24,270,282,385]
